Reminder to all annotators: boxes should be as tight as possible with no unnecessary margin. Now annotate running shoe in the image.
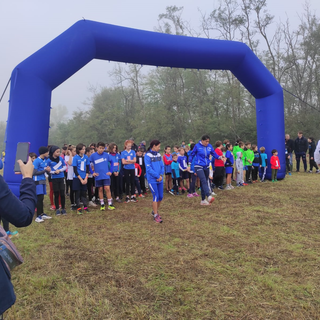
[138,194,145,198]
[154,214,163,223]
[192,192,200,197]
[207,195,215,203]
[218,186,224,190]
[131,196,138,203]
[108,203,115,210]
[225,186,232,190]
[35,216,45,223]
[88,201,97,207]
[77,208,83,215]
[61,209,67,215]
[41,213,52,220]
[50,205,56,210]
[56,210,61,216]
[6,230,19,237]
[116,198,122,203]
[169,189,175,196]
[288,172,292,176]
[243,183,248,186]
[200,200,210,205]
[100,205,106,211]
[84,207,89,213]
[187,193,194,198]
[125,197,130,203]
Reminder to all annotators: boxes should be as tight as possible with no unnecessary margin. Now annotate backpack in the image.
[0,225,23,271]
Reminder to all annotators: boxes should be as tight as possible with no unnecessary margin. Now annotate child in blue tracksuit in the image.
[33,146,52,222]
[145,140,164,223]
[187,143,199,197]
[225,144,234,189]
[171,154,180,195]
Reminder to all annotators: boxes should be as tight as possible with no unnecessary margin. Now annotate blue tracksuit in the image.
[145,149,164,202]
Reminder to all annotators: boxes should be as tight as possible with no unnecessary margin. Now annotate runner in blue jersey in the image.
[90,141,115,211]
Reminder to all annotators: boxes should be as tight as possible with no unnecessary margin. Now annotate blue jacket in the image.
[225,150,234,167]
[145,150,164,183]
[0,176,36,314]
[0,158,3,170]
[171,161,180,178]
[188,141,220,168]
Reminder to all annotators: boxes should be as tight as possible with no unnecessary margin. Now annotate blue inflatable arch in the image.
[5,20,284,195]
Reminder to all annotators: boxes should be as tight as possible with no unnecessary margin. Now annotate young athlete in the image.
[136,148,147,195]
[187,143,199,197]
[90,142,115,210]
[171,154,180,195]
[270,149,280,182]
[260,147,268,182]
[33,146,52,222]
[178,147,189,193]
[47,145,67,216]
[244,142,254,183]
[65,146,76,209]
[72,143,90,214]
[224,143,234,190]
[163,146,173,193]
[108,143,122,202]
[86,147,97,207]
[145,140,164,223]
[214,141,225,190]
[121,140,137,203]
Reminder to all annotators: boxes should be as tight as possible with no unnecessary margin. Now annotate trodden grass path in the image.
[4,172,320,319]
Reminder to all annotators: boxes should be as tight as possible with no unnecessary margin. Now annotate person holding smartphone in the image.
[0,158,37,318]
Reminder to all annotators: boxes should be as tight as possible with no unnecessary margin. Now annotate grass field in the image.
[3,171,320,319]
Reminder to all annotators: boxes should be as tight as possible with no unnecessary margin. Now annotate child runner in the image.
[236,152,244,187]
[260,147,268,182]
[72,143,90,214]
[171,154,180,195]
[134,162,144,198]
[90,142,115,210]
[136,148,147,195]
[108,143,122,203]
[188,143,199,197]
[252,144,261,182]
[270,149,280,182]
[178,147,189,194]
[47,145,67,216]
[86,146,97,207]
[224,143,234,190]
[121,140,137,203]
[65,146,77,209]
[163,146,173,193]
[244,142,254,183]
[33,146,52,222]
[214,141,225,190]
[145,140,164,223]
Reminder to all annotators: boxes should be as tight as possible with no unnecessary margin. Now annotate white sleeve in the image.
[315,140,320,164]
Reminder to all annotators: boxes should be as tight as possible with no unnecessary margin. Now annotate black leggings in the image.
[67,180,76,204]
[87,177,94,201]
[54,191,65,210]
[252,166,259,181]
[36,194,44,217]
[214,167,225,187]
[0,216,9,232]
[76,190,88,208]
[246,166,252,182]
[124,169,135,196]
[111,173,120,198]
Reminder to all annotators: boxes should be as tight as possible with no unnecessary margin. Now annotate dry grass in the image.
[3,171,320,319]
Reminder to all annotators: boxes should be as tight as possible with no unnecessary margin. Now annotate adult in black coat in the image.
[285,134,294,171]
[294,131,308,172]
[0,158,36,317]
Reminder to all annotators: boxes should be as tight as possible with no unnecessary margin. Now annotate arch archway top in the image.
[14,20,281,99]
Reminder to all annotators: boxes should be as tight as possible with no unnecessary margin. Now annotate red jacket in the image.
[214,148,224,167]
[270,155,280,169]
[163,153,173,166]
[134,163,142,177]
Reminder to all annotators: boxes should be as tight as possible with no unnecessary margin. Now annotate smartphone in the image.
[14,142,30,172]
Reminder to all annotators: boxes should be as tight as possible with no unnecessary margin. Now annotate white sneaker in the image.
[225,186,232,190]
[211,191,217,196]
[207,195,215,203]
[88,201,97,207]
[35,216,44,223]
[200,200,210,205]
[41,214,52,220]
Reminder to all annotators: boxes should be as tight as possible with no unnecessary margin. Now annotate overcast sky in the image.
[0,0,319,122]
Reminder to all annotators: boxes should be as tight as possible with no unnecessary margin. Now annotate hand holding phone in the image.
[17,157,34,178]
[14,142,30,172]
